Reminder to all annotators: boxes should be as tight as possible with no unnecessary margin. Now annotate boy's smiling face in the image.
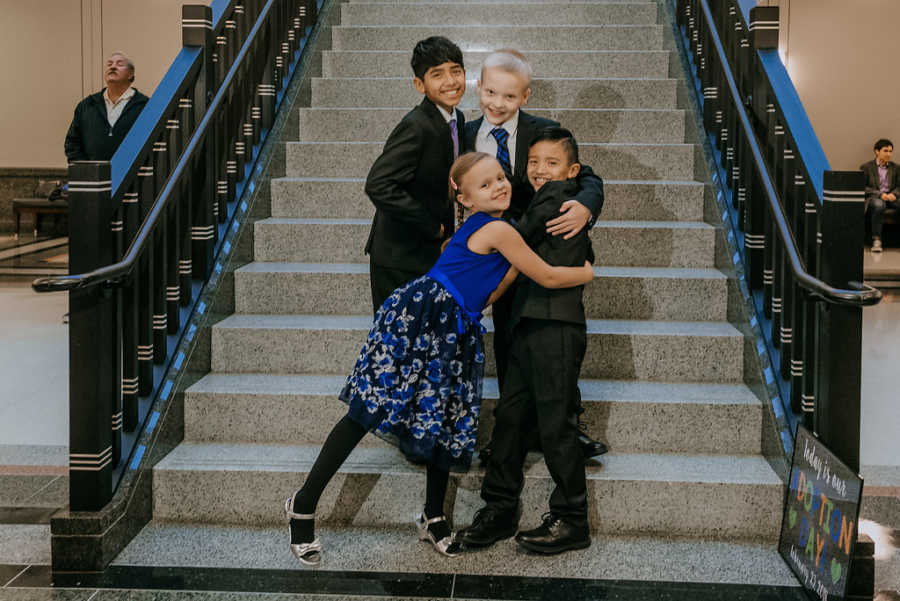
[414,61,466,113]
[478,67,530,125]
[527,140,580,191]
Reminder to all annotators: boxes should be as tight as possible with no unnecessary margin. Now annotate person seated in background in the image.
[64,52,148,162]
[861,138,900,253]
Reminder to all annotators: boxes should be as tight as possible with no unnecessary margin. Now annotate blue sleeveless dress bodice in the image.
[338,212,510,470]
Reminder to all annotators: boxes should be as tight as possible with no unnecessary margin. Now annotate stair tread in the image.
[258,217,715,230]
[272,176,702,186]
[157,442,781,485]
[188,373,760,405]
[111,520,799,586]
[312,75,676,82]
[215,313,743,337]
[236,261,727,280]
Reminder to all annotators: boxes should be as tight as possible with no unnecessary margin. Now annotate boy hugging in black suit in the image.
[364,36,466,313]
[464,49,606,460]
[458,128,594,555]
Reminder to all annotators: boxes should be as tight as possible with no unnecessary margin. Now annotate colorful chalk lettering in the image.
[778,426,863,601]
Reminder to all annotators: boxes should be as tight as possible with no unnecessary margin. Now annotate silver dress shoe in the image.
[415,512,461,557]
[284,493,322,566]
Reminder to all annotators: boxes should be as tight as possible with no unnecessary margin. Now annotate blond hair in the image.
[448,152,494,226]
[481,48,532,85]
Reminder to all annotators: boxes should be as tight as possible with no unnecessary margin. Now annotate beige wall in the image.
[0,0,207,169]
[767,0,900,171]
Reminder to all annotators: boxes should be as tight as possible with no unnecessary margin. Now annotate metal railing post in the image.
[67,161,118,510]
[814,171,866,472]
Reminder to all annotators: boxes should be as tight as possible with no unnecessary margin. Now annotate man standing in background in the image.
[64,52,148,162]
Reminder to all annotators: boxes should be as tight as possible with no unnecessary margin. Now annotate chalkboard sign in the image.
[778,426,864,600]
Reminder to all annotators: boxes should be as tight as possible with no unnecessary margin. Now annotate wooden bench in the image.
[13,198,68,239]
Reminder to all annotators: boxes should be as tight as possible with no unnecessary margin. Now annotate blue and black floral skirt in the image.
[339,276,485,471]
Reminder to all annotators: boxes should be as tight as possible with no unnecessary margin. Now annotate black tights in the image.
[290,414,450,543]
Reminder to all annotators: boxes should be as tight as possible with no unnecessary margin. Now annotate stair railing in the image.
[671,0,881,471]
[32,0,316,512]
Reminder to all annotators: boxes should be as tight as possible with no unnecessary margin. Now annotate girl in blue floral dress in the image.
[284,152,594,564]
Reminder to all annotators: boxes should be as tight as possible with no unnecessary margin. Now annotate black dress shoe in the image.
[579,433,608,459]
[456,506,517,547]
[515,513,590,554]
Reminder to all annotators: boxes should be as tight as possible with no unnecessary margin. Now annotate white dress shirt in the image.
[475,112,520,172]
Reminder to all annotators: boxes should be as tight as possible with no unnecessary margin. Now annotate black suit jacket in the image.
[508,179,593,329]
[860,159,900,206]
[364,97,463,273]
[464,111,604,222]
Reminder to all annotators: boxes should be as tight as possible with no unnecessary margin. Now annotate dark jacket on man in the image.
[464,111,604,222]
[508,178,595,331]
[860,159,900,206]
[364,97,462,275]
[64,88,149,162]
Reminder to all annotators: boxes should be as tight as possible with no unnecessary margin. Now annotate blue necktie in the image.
[490,127,512,176]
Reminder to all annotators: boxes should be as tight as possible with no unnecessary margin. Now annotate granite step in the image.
[210,314,745,382]
[252,218,714,267]
[311,77,678,109]
[271,178,703,221]
[113,521,800,587]
[285,141,694,181]
[331,25,664,51]
[322,50,671,79]
[184,374,763,455]
[340,2,659,26]
[233,262,728,321]
[152,442,782,539]
[298,107,685,144]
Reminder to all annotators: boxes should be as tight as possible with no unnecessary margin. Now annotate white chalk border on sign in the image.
[777,425,864,601]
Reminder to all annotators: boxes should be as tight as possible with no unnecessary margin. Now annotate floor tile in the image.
[0,525,51,564]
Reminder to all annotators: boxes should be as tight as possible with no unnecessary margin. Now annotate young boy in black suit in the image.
[458,128,594,555]
[464,49,606,460]
[365,36,466,312]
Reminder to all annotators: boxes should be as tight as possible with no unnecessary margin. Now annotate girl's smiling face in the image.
[457,158,511,217]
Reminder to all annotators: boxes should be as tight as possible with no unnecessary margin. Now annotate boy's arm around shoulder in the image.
[572,163,604,223]
[364,114,443,240]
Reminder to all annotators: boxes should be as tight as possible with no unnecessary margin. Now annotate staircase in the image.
[117,0,799,586]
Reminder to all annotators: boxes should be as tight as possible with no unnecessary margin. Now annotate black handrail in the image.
[696,0,880,307]
[32,0,275,295]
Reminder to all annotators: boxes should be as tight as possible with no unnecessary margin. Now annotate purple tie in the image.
[449,117,459,159]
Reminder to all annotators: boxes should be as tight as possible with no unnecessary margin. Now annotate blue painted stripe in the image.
[240,201,248,212]
[130,445,146,470]
[111,48,202,196]
[758,50,829,200]
[174,351,185,370]
[161,380,173,401]
[223,241,231,255]
[197,302,206,315]
[146,411,160,434]
[187,324,197,341]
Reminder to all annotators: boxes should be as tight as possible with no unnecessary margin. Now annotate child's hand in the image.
[579,260,595,284]
[546,200,591,239]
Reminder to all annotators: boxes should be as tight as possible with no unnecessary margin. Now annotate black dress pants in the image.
[480,318,588,528]
[369,260,422,315]
[490,287,515,391]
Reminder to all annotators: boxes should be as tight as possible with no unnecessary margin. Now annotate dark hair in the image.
[874,138,894,152]
[410,36,464,80]
[529,127,579,164]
